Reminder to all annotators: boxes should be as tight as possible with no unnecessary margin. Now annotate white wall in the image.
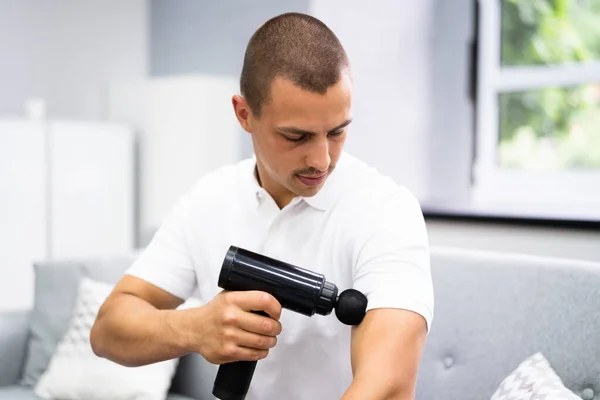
[311,0,434,199]
[0,0,148,120]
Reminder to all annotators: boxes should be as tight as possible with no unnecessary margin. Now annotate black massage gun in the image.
[212,246,368,400]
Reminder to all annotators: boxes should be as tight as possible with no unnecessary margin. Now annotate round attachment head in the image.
[334,289,368,325]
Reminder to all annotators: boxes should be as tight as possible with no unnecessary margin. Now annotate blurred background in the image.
[1,0,599,312]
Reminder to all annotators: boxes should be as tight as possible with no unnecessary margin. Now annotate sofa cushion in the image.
[33,277,180,400]
[20,253,140,387]
[0,385,42,399]
[490,353,580,400]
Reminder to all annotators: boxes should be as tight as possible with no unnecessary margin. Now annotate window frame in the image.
[472,0,600,214]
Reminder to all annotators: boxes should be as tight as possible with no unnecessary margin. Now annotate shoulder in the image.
[328,154,427,254]
[335,153,423,218]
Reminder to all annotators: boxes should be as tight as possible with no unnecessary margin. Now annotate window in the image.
[474,0,600,217]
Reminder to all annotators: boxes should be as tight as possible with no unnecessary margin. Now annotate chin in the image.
[294,183,324,198]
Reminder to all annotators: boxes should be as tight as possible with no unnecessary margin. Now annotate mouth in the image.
[295,172,328,187]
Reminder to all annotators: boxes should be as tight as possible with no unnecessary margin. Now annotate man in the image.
[91,12,433,400]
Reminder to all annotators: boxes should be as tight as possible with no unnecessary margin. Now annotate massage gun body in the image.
[219,247,339,317]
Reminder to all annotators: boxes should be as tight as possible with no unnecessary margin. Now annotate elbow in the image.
[382,373,416,400]
[89,317,106,358]
[388,387,415,400]
[90,317,144,367]
[385,378,416,400]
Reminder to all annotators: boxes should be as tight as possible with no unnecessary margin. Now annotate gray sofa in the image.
[1,246,599,399]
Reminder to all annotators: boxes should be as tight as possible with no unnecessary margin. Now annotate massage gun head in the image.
[315,283,368,326]
[334,289,368,325]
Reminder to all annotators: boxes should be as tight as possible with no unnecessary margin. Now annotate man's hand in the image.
[341,308,427,400]
[91,275,282,368]
[184,290,283,365]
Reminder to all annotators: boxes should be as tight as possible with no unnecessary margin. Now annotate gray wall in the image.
[0,0,148,121]
[151,0,309,77]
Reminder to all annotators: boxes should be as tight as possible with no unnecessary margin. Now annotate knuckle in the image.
[261,319,272,333]
[256,336,269,349]
[223,344,237,358]
[222,328,235,341]
[222,310,237,325]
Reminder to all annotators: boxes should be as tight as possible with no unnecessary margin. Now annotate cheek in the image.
[329,136,346,158]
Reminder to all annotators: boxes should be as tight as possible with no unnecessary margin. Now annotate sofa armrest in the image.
[0,310,31,387]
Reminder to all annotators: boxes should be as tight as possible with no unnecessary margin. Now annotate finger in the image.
[235,309,282,336]
[231,291,283,321]
[232,329,278,350]
[230,346,269,362]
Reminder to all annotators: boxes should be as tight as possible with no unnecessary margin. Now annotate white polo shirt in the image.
[126,151,434,400]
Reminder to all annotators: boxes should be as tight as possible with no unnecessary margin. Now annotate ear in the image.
[232,95,254,134]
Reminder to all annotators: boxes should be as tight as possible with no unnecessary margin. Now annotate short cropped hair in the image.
[240,12,350,117]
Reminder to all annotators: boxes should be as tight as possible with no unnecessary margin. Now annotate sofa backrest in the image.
[25,246,600,400]
[417,246,600,400]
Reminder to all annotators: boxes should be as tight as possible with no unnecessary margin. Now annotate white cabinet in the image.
[0,120,47,311]
[0,119,134,310]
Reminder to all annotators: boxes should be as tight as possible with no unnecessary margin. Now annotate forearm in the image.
[342,309,426,400]
[90,293,196,367]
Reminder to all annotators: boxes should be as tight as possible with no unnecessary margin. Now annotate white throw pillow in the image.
[490,352,581,400]
[34,277,197,400]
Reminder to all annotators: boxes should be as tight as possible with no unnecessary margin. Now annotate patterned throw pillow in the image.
[490,353,581,400]
[34,277,188,400]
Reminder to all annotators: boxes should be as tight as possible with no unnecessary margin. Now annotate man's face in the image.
[233,72,353,208]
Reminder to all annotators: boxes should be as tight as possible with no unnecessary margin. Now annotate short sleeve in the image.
[125,189,198,301]
[352,187,434,332]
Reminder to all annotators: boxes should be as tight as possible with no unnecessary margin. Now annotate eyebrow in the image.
[276,118,353,136]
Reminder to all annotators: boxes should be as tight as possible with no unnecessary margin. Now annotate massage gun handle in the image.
[212,311,268,400]
[213,360,258,400]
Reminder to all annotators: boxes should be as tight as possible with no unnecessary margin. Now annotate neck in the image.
[254,162,294,209]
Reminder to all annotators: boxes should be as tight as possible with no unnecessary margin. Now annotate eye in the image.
[283,134,307,143]
[328,129,344,137]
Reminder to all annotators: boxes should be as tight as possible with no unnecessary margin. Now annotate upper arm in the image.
[108,274,185,311]
[345,187,433,398]
[124,185,200,303]
[352,187,434,331]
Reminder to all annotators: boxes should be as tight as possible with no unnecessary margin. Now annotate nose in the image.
[305,137,330,173]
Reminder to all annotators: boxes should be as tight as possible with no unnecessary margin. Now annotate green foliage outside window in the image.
[498,0,600,170]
